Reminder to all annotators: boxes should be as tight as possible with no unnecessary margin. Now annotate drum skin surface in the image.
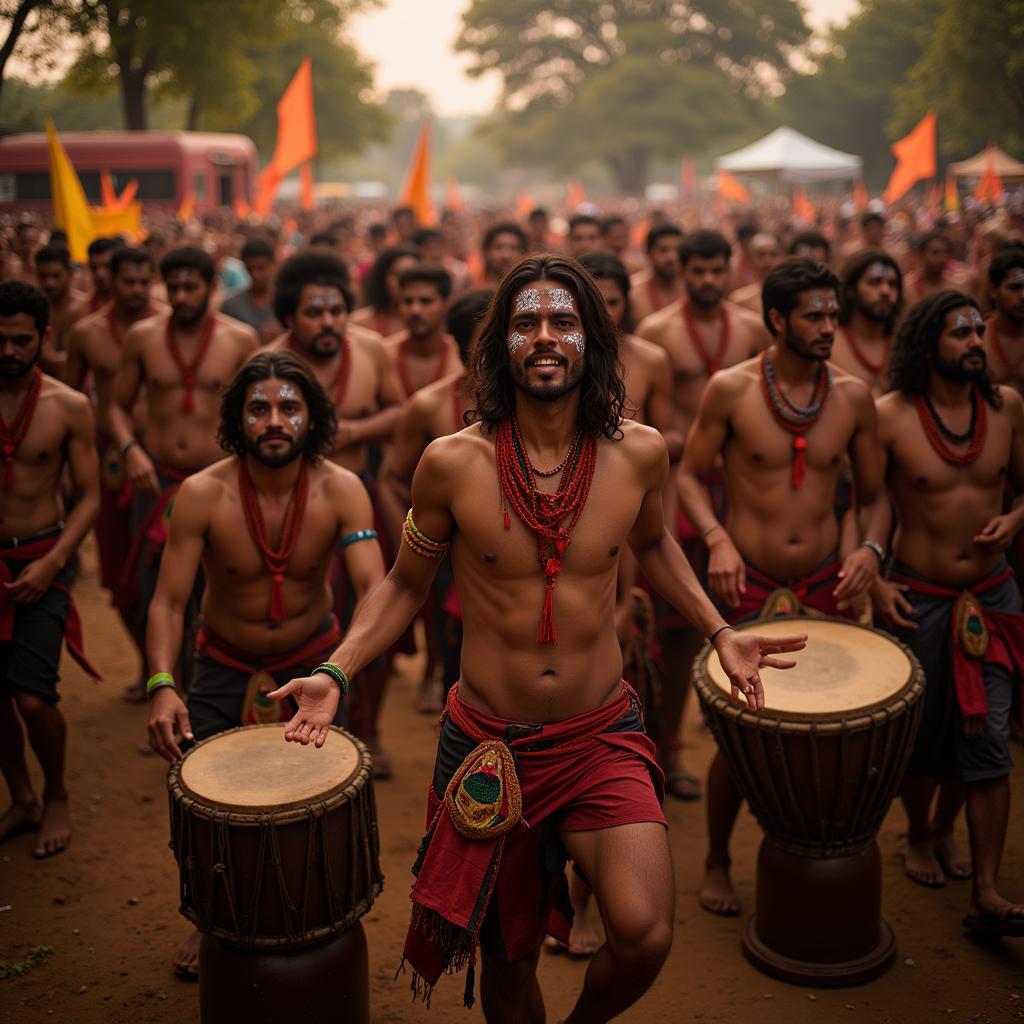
[168,723,383,948]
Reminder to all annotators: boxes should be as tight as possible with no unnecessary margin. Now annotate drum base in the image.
[199,923,369,1024]
[742,838,896,987]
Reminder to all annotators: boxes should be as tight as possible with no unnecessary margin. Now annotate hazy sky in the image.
[349,0,862,118]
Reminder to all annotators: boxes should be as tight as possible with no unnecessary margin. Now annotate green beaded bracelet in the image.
[313,662,350,696]
[146,672,176,697]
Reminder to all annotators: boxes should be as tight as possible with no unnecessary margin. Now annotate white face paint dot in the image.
[289,415,304,428]
[508,331,527,354]
[563,331,585,353]
[246,416,257,425]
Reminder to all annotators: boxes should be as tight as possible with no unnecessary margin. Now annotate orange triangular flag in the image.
[299,162,315,211]
[974,146,1004,204]
[630,217,650,248]
[100,170,118,209]
[270,59,317,179]
[883,112,936,203]
[567,179,587,211]
[944,168,960,212]
[253,164,284,218]
[716,171,750,203]
[177,190,194,223]
[445,176,463,213]
[234,195,251,219]
[853,179,869,210]
[793,189,815,223]
[117,179,138,208]
[399,121,435,226]
[516,191,535,220]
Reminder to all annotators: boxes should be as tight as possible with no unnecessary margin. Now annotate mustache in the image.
[257,431,293,444]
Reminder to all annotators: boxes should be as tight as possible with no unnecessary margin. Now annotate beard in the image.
[243,431,306,468]
[0,346,40,379]
[300,330,342,359]
[934,350,987,383]
[510,355,585,402]
[686,284,723,309]
[856,298,895,323]
[782,324,831,362]
[172,299,209,327]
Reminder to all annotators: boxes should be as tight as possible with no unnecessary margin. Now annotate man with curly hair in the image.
[144,352,385,976]
[268,254,804,1022]
[870,290,1024,932]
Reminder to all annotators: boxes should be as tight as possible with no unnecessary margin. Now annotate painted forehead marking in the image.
[1007,269,1024,286]
[563,331,585,353]
[512,286,577,315]
[278,383,298,400]
[507,331,527,353]
[546,287,576,311]
[170,270,193,284]
[513,288,541,314]
[251,384,268,400]
[303,290,342,308]
[806,293,836,310]
[952,311,984,330]
[868,262,895,279]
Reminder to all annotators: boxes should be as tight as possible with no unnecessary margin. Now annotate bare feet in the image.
[963,892,1024,936]
[32,795,71,859]
[566,906,602,958]
[0,800,42,844]
[904,838,945,887]
[699,865,740,916]
[934,832,972,880]
[174,928,200,979]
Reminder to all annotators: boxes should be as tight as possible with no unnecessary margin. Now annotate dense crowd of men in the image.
[1,191,1022,1018]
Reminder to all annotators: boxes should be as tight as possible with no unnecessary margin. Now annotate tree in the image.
[457,0,810,194]
[0,1,71,116]
[778,0,943,188]
[894,0,1024,157]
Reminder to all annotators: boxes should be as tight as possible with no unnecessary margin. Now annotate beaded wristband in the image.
[402,509,450,559]
[340,528,378,548]
[313,662,350,696]
[860,540,885,564]
[146,672,175,698]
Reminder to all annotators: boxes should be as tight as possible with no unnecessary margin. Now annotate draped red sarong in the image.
[728,555,853,625]
[0,533,101,681]
[195,616,341,675]
[95,433,134,592]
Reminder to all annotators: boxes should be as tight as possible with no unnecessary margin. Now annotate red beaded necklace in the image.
[0,367,42,488]
[238,459,309,622]
[287,333,352,407]
[841,326,891,377]
[398,337,450,398]
[914,386,987,465]
[166,314,216,414]
[759,351,832,489]
[495,417,598,644]
[682,302,730,376]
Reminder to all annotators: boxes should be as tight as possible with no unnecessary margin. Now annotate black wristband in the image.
[120,439,139,458]
[709,624,734,644]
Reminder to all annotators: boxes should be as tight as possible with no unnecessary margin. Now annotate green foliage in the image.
[894,0,1024,157]
[778,0,942,188]
[0,945,54,980]
[457,0,810,193]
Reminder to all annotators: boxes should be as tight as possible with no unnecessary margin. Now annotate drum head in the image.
[180,724,361,809]
[706,618,913,716]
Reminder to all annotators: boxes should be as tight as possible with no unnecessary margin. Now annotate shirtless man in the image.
[629,225,683,325]
[566,214,603,260]
[906,231,975,304]
[108,246,259,687]
[480,223,528,288]
[86,237,121,313]
[0,282,101,859]
[350,245,419,339]
[832,250,903,395]
[636,229,770,441]
[870,290,1024,934]
[1,218,39,285]
[146,352,385,976]
[65,247,161,680]
[838,211,910,269]
[387,264,462,399]
[789,229,831,267]
[34,245,90,375]
[601,215,644,275]
[728,232,782,317]
[268,254,804,1023]
[677,257,885,915]
[984,246,1024,392]
[219,238,280,342]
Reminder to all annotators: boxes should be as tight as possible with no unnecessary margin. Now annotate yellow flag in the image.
[90,203,142,241]
[45,117,95,263]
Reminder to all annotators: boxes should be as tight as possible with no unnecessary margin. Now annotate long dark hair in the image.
[466,254,625,439]
[363,244,419,314]
[888,290,1002,408]
[218,352,338,463]
[838,249,903,332]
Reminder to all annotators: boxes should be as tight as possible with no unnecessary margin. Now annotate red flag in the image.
[974,146,1004,204]
[299,162,315,211]
[399,122,435,226]
[883,112,936,203]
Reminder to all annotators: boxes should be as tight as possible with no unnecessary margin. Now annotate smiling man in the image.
[678,257,885,916]
[266,254,803,1023]
[144,352,385,976]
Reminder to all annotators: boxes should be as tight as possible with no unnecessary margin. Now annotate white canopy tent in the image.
[715,127,863,185]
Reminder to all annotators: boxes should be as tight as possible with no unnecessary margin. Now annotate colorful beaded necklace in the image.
[914,386,987,465]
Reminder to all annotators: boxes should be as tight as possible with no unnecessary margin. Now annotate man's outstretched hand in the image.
[267,672,341,747]
[714,628,807,710]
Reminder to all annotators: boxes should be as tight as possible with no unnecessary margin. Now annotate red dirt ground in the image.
[1,542,1022,1023]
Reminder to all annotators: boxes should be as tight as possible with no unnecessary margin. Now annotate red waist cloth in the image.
[115,462,191,611]
[728,555,850,624]
[95,432,134,592]
[196,616,340,674]
[889,565,1024,733]
[0,534,101,681]
[403,681,662,1007]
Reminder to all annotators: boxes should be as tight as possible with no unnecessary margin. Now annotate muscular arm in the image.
[646,346,683,461]
[334,472,387,610]
[108,326,145,446]
[63,321,89,391]
[676,374,733,538]
[52,393,101,568]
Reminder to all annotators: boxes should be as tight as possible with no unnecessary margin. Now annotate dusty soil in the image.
[2,541,1023,1024]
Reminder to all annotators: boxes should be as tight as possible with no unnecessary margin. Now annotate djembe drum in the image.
[694,618,923,986]
[168,724,383,1023]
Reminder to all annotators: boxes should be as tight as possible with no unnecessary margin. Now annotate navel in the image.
[609,545,619,557]
[484,552,496,563]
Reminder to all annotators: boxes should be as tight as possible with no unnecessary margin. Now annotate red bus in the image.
[0,130,257,214]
